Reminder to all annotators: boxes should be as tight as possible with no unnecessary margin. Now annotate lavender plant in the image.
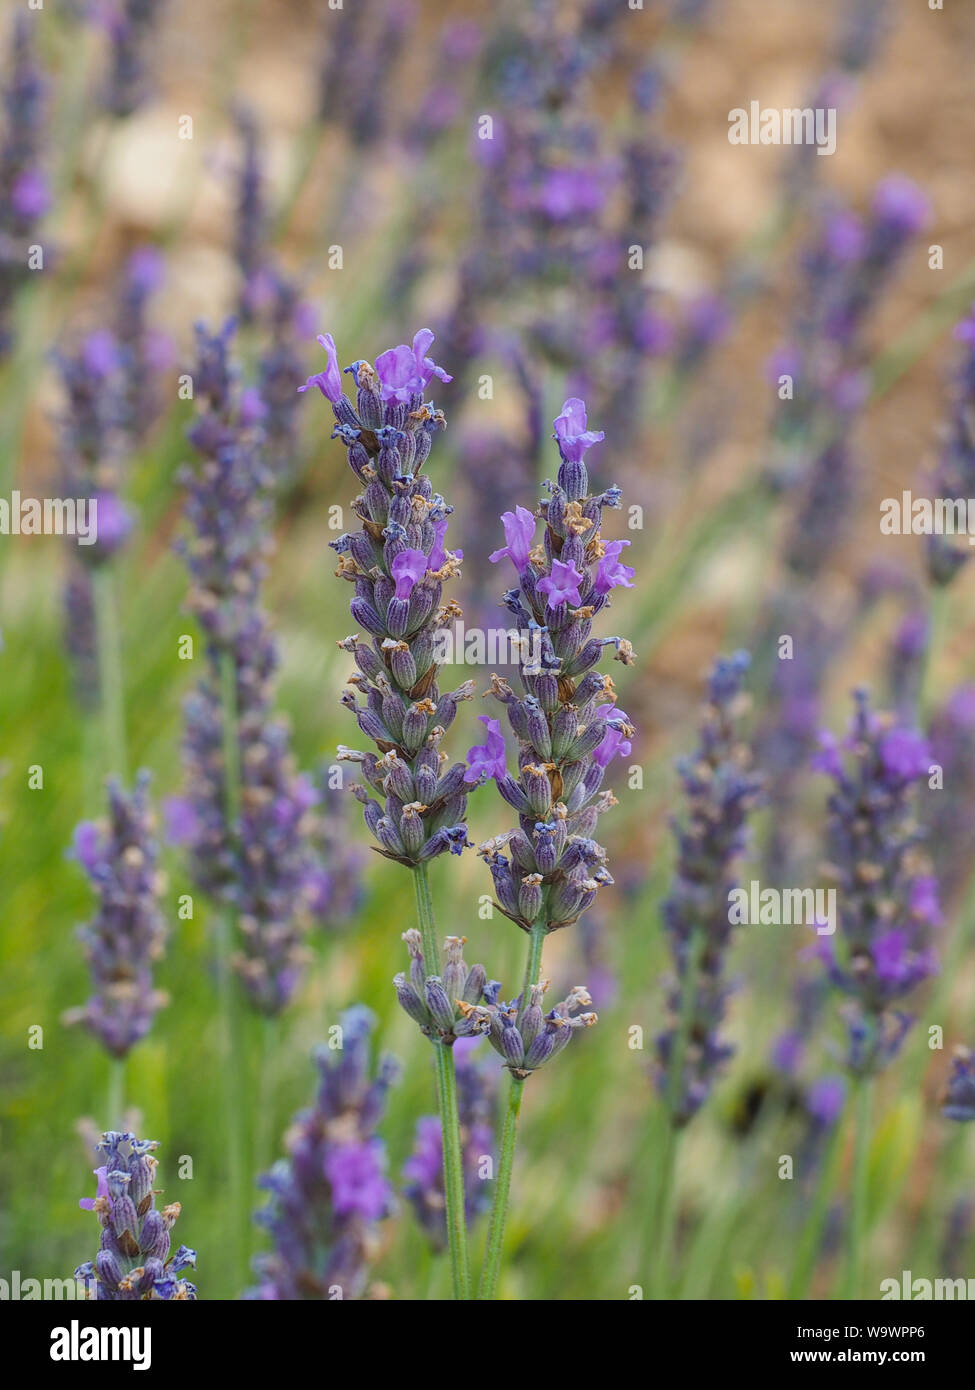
[645,651,761,1294]
[303,325,475,1298]
[459,395,633,1297]
[75,1132,197,1299]
[64,773,167,1074]
[811,689,940,1295]
[248,1006,398,1301]
[172,320,318,1014]
[0,12,48,360]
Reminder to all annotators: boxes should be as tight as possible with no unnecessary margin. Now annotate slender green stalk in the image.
[477,918,546,1300]
[644,927,703,1296]
[107,1057,125,1130]
[842,1078,875,1299]
[478,1076,525,1300]
[217,649,248,1284]
[91,565,128,783]
[412,864,471,1300]
[787,1101,851,1300]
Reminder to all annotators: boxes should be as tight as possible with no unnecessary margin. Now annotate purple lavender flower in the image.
[249,1007,398,1300]
[75,1132,197,1300]
[394,933,491,1045]
[464,717,508,786]
[813,691,939,1075]
[943,1048,975,1124]
[303,329,472,868]
[925,685,975,901]
[481,980,598,1078]
[374,328,453,404]
[174,321,321,1013]
[489,505,537,572]
[925,305,975,585]
[113,244,169,441]
[655,652,762,1125]
[476,398,634,936]
[63,774,168,1059]
[0,13,48,358]
[552,397,605,462]
[101,0,166,118]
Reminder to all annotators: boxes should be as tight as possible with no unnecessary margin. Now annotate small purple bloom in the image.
[72,821,101,873]
[324,1140,390,1222]
[593,707,633,768]
[11,167,49,220]
[81,330,121,379]
[78,1166,109,1211]
[428,517,461,570]
[873,175,930,235]
[391,547,428,600]
[374,328,452,404]
[879,727,931,784]
[537,558,584,608]
[594,539,635,596]
[873,929,909,985]
[808,1075,846,1127]
[489,505,536,572]
[553,397,604,462]
[297,332,343,403]
[464,716,507,784]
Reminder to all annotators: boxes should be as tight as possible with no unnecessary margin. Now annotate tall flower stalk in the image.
[647,651,761,1295]
[465,396,633,1298]
[811,691,939,1296]
[304,326,474,1297]
[64,773,167,1125]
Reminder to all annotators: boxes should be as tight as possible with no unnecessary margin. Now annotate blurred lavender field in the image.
[2,0,975,1305]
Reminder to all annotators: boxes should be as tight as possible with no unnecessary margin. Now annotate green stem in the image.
[107,1057,125,1129]
[92,565,128,783]
[787,1102,850,1300]
[842,1078,874,1300]
[412,864,470,1300]
[477,918,546,1300]
[478,1076,525,1300]
[645,927,703,1296]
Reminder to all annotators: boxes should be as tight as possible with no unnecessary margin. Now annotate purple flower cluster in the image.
[101,0,166,118]
[403,1037,495,1250]
[925,305,975,586]
[303,328,475,868]
[925,685,975,902]
[64,774,168,1060]
[171,321,321,1013]
[393,931,597,1078]
[812,691,940,1074]
[249,1007,398,1301]
[0,13,48,358]
[75,1133,197,1300]
[113,244,171,442]
[942,1047,975,1124]
[656,652,762,1125]
[473,398,634,934]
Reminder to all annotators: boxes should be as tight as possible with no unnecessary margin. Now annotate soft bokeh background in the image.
[2,0,975,1301]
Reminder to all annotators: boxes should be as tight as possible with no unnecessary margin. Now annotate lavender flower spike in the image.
[655,652,762,1125]
[248,1006,399,1301]
[943,1047,975,1123]
[75,1133,197,1299]
[812,690,939,1075]
[302,329,472,867]
[63,774,168,1059]
[477,398,635,933]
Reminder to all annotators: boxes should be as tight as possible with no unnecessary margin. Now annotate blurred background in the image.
[2,0,975,1301]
